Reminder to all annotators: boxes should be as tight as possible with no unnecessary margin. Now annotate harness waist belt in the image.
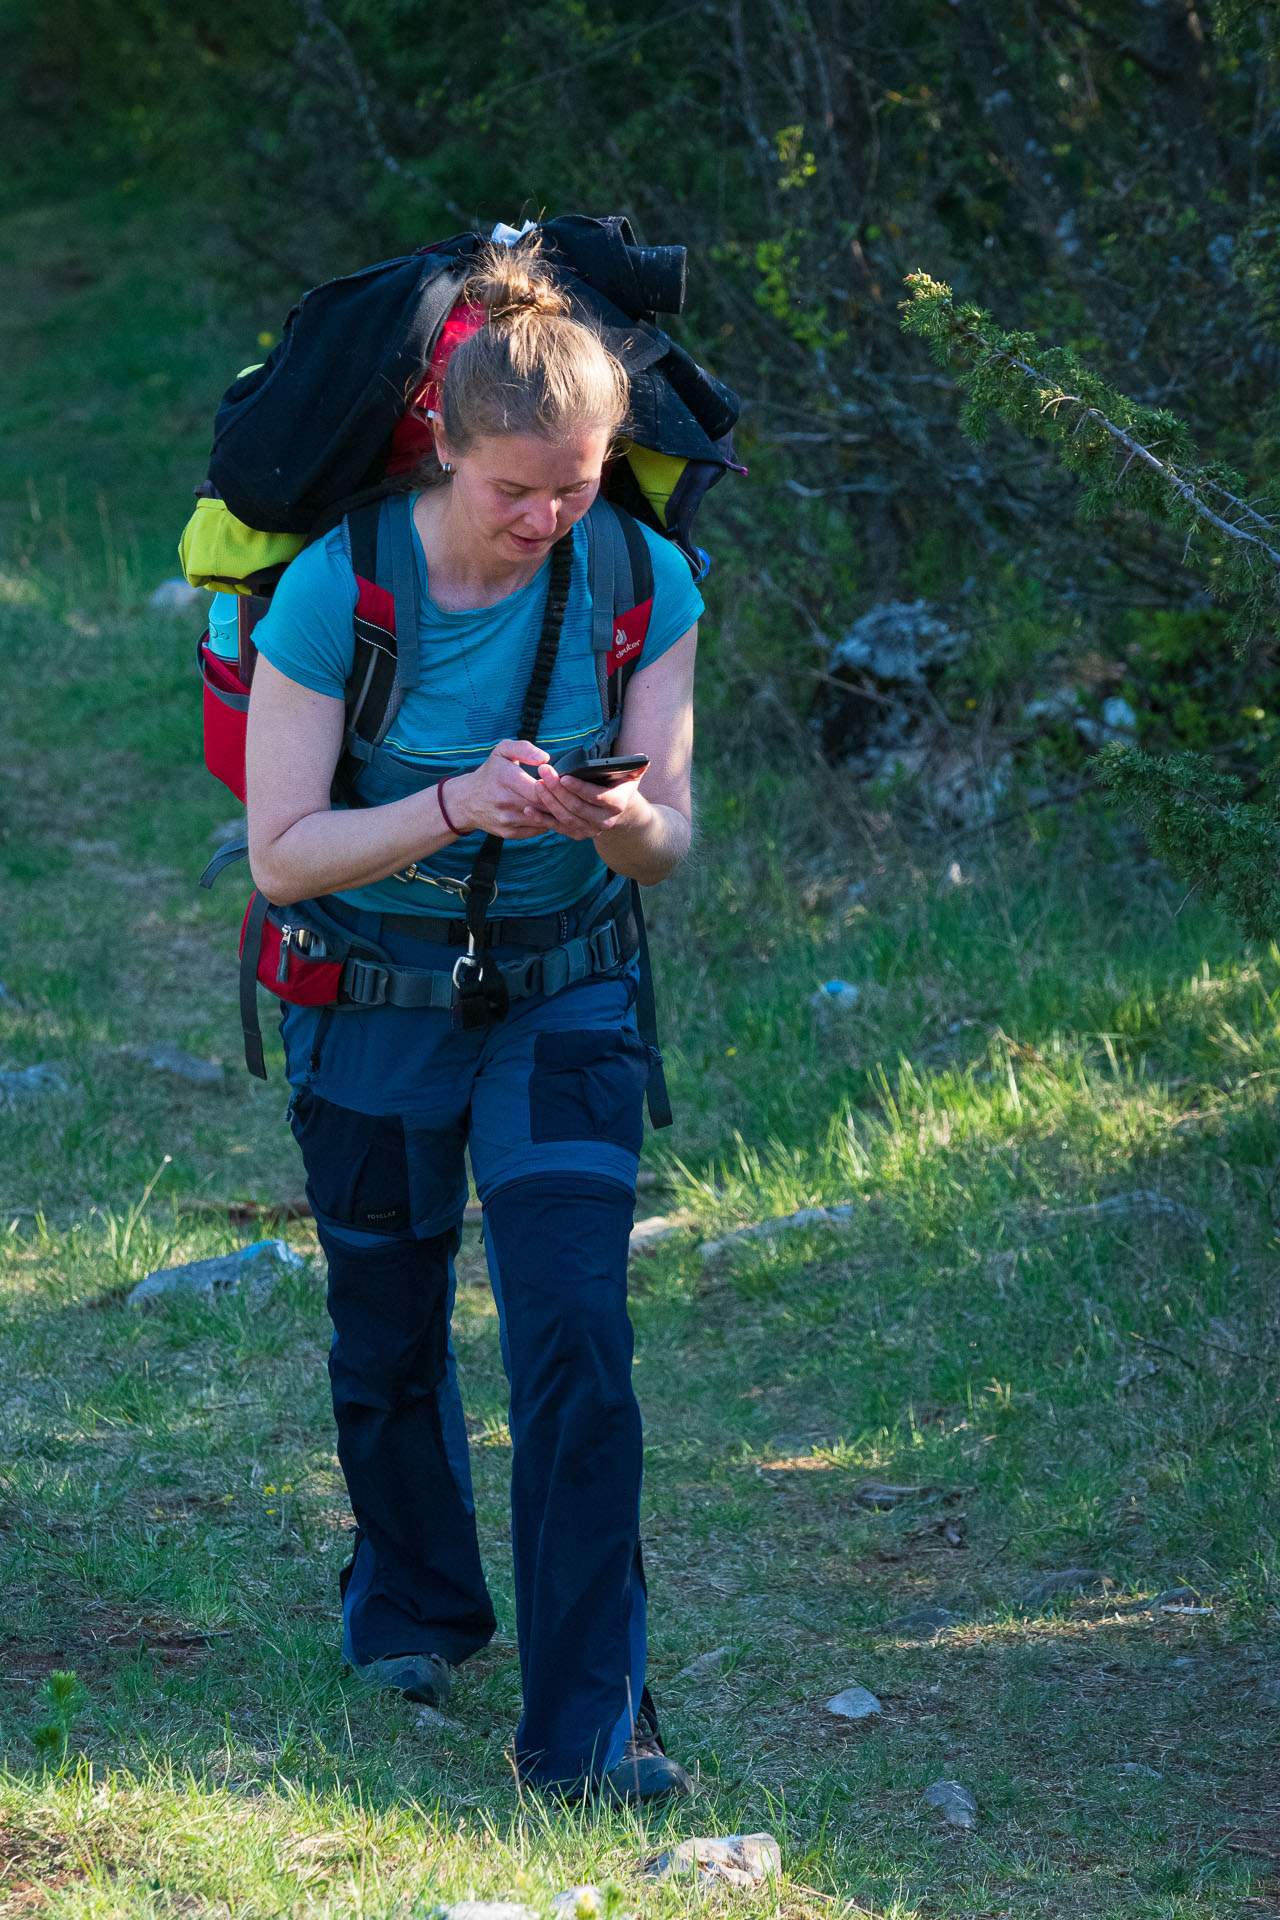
[339,909,634,1010]
[377,909,585,951]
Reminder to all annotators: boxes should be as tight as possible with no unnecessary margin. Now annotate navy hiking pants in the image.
[281,916,651,1790]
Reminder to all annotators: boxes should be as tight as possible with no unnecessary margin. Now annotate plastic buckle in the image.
[344,958,390,1007]
[590,919,621,972]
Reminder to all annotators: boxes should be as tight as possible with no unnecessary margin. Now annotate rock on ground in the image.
[129,1044,224,1087]
[679,1645,731,1680]
[1024,1569,1113,1603]
[149,578,204,611]
[550,1889,604,1917]
[826,1685,882,1719]
[885,1606,956,1638]
[0,1064,68,1105]
[700,1205,853,1263]
[922,1780,977,1828]
[128,1239,307,1307]
[444,1906,537,1920]
[646,1834,782,1889]
[628,1214,689,1253]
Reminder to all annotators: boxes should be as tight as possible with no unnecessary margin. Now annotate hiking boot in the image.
[348,1650,452,1707]
[599,1690,691,1805]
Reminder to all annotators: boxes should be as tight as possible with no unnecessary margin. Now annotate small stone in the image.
[0,1064,68,1106]
[130,1044,224,1087]
[700,1204,853,1262]
[854,1480,935,1511]
[1024,1569,1113,1603]
[679,1645,731,1680]
[1115,1762,1162,1779]
[128,1239,306,1307]
[444,1906,537,1920]
[885,1606,956,1638]
[208,817,248,848]
[149,578,204,611]
[826,1685,882,1719]
[414,1705,465,1734]
[1150,1586,1207,1608]
[1102,695,1137,735]
[550,1889,603,1918]
[922,1779,977,1828]
[629,1214,685,1253]
[1257,1676,1280,1703]
[646,1834,781,1889]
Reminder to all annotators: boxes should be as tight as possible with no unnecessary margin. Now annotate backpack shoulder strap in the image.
[585,497,655,730]
[335,501,400,800]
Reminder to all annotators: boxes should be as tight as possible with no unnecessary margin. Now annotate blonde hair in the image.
[438,239,630,455]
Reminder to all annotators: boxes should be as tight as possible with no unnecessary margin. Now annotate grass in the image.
[3,182,1280,1919]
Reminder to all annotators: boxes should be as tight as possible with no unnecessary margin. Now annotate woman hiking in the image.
[243,238,700,1802]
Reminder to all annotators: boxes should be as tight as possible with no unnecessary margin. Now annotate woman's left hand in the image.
[526,766,652,842]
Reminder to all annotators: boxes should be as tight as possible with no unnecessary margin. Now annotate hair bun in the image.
[464,239,570,326]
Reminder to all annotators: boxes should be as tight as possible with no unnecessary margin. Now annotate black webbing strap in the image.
[385,491,422,696]
[629,879,672,1128]
[584,504,670,1127]
[453,532,575,1030]
[240,890,271,1080]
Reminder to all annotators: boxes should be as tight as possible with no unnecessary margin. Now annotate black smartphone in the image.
[571,754,651,787]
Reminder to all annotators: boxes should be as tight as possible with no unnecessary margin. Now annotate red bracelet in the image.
[436,777,463,837]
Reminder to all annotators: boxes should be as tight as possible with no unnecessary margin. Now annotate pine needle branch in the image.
[899,272,1280,633]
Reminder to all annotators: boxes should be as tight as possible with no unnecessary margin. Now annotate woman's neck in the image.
[412,486,545,611]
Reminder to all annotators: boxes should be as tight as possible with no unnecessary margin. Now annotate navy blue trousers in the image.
[282,930,650,1789]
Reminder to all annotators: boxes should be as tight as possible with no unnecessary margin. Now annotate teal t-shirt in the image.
[252,503,702,916]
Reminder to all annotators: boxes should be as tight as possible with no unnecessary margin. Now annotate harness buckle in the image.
[344,958,390,1007]
[589,918,621,973]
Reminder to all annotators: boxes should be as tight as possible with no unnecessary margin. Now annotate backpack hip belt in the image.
[239,878,637,1079]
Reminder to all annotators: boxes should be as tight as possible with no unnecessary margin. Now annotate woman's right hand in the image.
[448,739,559,840]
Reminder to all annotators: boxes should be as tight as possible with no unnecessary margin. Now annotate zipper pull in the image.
[276,925,293,984]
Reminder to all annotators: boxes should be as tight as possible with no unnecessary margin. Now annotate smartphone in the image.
[571,753,651,787]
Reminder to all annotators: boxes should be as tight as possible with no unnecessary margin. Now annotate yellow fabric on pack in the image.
[179,498,305,593]
[621,444,686,529]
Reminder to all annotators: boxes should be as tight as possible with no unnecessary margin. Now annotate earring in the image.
[441,460,453,473]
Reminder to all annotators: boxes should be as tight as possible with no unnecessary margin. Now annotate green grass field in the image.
[3,185,1280,1920]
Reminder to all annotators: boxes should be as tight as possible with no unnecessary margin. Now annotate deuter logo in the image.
[615,628,627,646]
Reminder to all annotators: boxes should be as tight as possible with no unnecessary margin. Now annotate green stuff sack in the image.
[179,496,305,595]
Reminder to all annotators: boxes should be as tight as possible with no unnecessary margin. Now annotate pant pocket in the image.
[289,1088,412,1232]
[529,1028,648,1155]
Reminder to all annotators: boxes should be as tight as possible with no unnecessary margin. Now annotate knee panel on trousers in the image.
[484,1176,637,1419]
[323,1226,456,1410]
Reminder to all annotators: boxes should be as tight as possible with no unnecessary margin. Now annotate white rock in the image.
[922,1779,977,1828]
[679,1645,731,1681]
[550,1889,603,1918]
[128,1239,306,1307]
[700,1204,853,1262]
[1102,696,1137,734]
[445,1906,537,1920]
[628,1214,685,1252]
[0,1064,68,1106]
[414,1705,465,1734]
[647,1833,781,1889]
[826,1685,882,1719]
[149,578,204,611]
[129,1044,224,1087]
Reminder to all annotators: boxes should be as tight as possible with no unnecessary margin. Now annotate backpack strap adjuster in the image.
[343,957,391,1007]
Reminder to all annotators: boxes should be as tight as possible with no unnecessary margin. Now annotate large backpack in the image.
[185,215,741,1121]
